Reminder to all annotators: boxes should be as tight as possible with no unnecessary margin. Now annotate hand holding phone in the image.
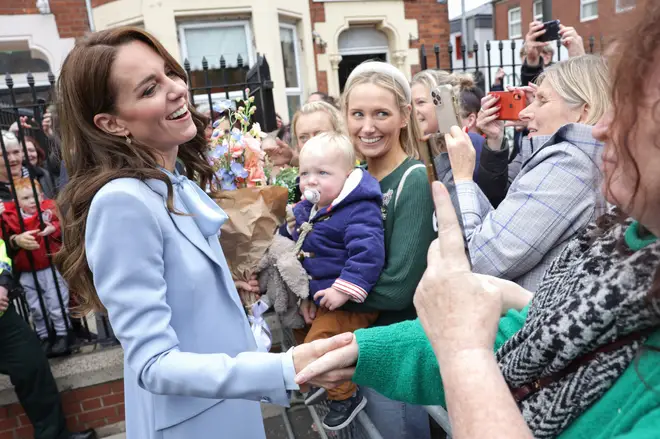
[536,20,561,42]
[431,85,462,135]
[559,25,585,58]
[525,21,550,66]
[476,95,505,151]
[488,91,525,121]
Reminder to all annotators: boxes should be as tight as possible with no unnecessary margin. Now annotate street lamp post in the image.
[543,0,553,21]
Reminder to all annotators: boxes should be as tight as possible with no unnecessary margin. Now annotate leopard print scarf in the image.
[496,213,660,438]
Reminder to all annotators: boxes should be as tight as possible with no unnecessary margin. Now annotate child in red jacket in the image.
[4,177,70,355]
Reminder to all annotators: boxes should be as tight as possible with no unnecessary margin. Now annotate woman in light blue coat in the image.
[54,27,348,439]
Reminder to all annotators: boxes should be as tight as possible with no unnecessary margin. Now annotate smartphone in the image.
[489,91,526,121]
[537,19,561,42]
[431,85,462,135]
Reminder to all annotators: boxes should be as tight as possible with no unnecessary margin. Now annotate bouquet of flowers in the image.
[207,93,289,316]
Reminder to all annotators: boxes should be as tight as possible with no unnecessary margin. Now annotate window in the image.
[533,0,544,21]
[508,7,522,39]
[616,0,635,13]
[280,23,303,122]
[580,0,598,21]
[178,21,255,102]
[0,50,50,75]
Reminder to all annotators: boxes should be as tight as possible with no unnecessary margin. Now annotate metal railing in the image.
[419,35,607,92]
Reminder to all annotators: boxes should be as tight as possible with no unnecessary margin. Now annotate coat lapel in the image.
[168,195,224,268]
[146,178,247,315]
[146,179,222,268]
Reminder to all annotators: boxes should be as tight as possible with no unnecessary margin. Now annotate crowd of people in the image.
[0,122,97,437]
[0,1,659,438]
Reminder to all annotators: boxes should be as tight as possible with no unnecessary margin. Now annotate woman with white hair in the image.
[441,54,611,292]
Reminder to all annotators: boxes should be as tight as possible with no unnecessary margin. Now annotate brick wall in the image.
[91,0,117,7]
[493,0,638,53]
[308,0,328,94]
[404,0,451,75]
[0,0,90,39]
[0,379,125,439]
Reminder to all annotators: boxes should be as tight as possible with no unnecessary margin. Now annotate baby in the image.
[281,132,385,430]
[3,178,71,357]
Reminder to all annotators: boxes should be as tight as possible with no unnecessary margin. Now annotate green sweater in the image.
[343,158,436,326]
[354,310,660,438]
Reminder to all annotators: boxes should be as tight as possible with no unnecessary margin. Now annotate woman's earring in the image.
[125,135,132,145]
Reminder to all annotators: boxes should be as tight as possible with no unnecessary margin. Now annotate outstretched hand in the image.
[292,333,357,391]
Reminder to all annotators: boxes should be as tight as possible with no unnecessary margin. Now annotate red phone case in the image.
[489,91,525,121]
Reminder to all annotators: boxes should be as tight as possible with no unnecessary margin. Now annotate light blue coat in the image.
[85,173,293,439]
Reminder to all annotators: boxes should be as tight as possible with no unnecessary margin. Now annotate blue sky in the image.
[448,0,491,19]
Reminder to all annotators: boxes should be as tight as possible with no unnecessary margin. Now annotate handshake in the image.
[291,332,358,391]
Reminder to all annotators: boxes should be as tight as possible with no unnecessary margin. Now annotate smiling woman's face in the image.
[96,40,196,152]
[346,83,407,160]
[518,80,584,138]
[412,82,438,135]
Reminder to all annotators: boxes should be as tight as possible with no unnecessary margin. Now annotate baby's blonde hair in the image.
[299,132,356,171]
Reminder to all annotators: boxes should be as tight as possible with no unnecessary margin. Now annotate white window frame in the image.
[508,7,522,39]
[178,20,255,102]
[279,23,304,117]
[533,0,544,21]
[580,0,599,22]
[615,0,635,13]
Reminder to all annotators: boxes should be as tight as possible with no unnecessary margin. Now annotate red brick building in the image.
[308,0,450,96]
[0,0,90,39]
[493,0,638,52]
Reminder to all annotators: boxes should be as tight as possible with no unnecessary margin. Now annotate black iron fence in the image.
[0,52,276,356]
[419,35,606,91]
[183,53,277,132]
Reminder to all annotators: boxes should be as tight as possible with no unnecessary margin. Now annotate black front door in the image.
[338,53,387,93]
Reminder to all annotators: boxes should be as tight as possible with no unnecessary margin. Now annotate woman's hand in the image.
[234,274,260,295]
[559,25,585,58]
[477,95,505,151]
[294,333,358,389]
[42,112,54,138]
[413,182,503,360]
[263,137,294,167]
[9,116,35,135]
[524,21,549,66]
[445,126,476,182]
[494,67,506,86]
[299,299,317,325]
[502,84,538,130]
[13,230,40,251]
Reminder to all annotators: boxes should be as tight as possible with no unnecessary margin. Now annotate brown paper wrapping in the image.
[211,186,289,308]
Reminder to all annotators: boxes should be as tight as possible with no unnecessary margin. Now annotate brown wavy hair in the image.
[54,27,213,314]
[605,0,660,301]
